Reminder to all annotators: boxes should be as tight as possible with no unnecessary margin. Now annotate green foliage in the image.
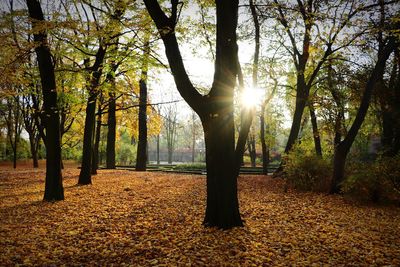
[173,162,206,170]
[284,144,332,192]
[342,156,400,202]
[116,130,136,165]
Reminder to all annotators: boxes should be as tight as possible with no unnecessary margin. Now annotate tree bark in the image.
[78,46,106,185]
[29,134,39,168]
[247,132,257,167]
[78,92,97,184]
[106,91,116,169]
[136,38,150,171]
[309,103,322,156]
[136,79,148,171]
[202,113,242,229]
[260,108,269,174]
[27,0,63,201]
[91,97,102,175]
[156,134,160,164]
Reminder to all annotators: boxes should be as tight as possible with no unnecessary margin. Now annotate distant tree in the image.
[164,103,178,164]
[26,0,64,201]
[3,96,23,169]
[21,91,41,168]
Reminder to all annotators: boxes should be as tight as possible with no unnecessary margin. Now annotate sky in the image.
[147,1,293,128]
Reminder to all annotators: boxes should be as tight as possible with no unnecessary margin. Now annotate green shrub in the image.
[174,163,206,170]
[342,156,400,202]
[284,144,332,192]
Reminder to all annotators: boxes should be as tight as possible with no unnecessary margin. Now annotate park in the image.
[1,0,400,265]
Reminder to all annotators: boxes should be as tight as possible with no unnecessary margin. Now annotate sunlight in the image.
[240,87,263,108]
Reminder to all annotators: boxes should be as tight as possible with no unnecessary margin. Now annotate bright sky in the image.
[147,1,293,128]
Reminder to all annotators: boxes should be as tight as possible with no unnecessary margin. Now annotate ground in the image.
[0,163,399,266]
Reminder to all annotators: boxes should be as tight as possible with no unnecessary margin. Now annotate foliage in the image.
[173,162,206,170]
[115,130,136,165]
[1,167,400,265]
[342,156,400,202]
[284,144,332,192]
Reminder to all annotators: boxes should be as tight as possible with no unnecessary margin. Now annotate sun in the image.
[240,87,262,108]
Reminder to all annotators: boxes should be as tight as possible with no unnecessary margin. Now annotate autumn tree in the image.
[262,0,389,168]
[330,7,399,193]
[26,0,64,200]
[77,1,126,184]
[136,36,151,171]
[145,0,252,228]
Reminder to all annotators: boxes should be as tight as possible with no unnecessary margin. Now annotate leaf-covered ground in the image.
[1,165,400,266]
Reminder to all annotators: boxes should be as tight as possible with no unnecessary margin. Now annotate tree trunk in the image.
[144,0,245,229]
[136,79,148,171]
[27,0,63,201]
[331,144,347,194]
[78,92,97,185]
[309,103,322,156]
[167,147,172,164]
[260,110,269,174]
[106,92,116,169]
[78,45,105,184]
[192,129,196,163]
[285,83,308,154]
[12,143,17,169]
[202,114,242,229]
[247,133,256,167]
[29,135,39,168]
[156,134,160,165]
[91,99,102,175]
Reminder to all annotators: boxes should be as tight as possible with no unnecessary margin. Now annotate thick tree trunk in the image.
[27,0,63,201]
[285,84,308,154]
[106,92,116,169]
[136,79,148,171]
[331,144,347,194]
[78,93,97,185]
[202,115,243,229]
[309,103,322,156]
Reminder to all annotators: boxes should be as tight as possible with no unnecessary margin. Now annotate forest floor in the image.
[1,163,400,266]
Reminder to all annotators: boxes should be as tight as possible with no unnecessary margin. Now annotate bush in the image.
[342,156,400,202]
[174,163,206,170]
[284,144,332,192]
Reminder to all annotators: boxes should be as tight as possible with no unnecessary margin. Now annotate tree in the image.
[164,103,178,164]
[266,0,386,168]
[26,0,64,201]
[21,91,41,168]
[330,36,397,193]
[136,38,151,171]
[106,61,118,169]
[78,1,126,184]
[145,0,252,228]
